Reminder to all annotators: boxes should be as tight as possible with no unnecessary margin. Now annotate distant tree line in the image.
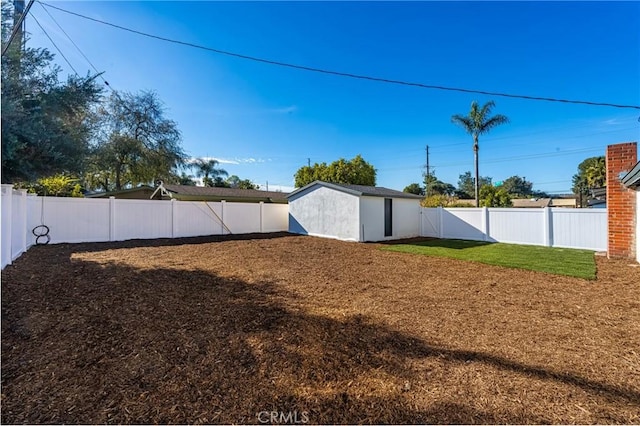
[403,172,550,208]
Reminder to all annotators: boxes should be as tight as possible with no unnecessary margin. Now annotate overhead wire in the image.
[37,1,112,91]
[377,146,604,172]
[427,126,639,155]
[37,0,640,111]
[433,147,604,169]
[28,11,79,75]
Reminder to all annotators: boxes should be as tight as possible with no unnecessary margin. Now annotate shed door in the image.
[384,198,393,237]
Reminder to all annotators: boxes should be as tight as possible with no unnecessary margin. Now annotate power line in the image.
[38,1,640,111]
[435,147,603,168]
[377,146,604,172]
[37,1,112,91]
[428,126,639,155]
[28,11,78,75]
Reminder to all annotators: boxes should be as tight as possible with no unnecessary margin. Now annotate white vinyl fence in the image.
[1,184,288,269]
[421,207,607,251]
[2,183,610,270]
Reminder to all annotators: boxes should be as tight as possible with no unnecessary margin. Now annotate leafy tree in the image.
[479,184,512,207]
[424,173,456,197]
[451,100,509,206]
[192,158,228,187]
[86,91,187,191]
[572,156,605,207]
[178,171,196,186]
[294,155,376,187]
[16,174,83,197]
[502,175,534,197]
[226,175,259,190]
[457,171,492,199]
[403,183,424,195]
[212,176,230,187]
[293,162,329,187]
[1,4,103,182]
[421,194,474,208]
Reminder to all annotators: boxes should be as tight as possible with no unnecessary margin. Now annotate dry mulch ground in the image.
[2,233,639,424]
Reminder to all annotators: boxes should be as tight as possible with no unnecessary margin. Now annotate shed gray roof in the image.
[621,161,640,188]
[287,181,423,200]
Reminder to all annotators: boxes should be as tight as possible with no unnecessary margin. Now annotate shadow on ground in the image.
[2,245,637,424]
[51,231,294,254]
[375,237,494,250]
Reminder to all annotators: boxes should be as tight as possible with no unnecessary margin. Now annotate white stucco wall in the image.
[359,197,383,241]
[288,186,360,241]
[394,197,422,239]
[359,196,421,242]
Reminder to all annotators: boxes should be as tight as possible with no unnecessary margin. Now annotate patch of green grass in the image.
[382,239,596,279]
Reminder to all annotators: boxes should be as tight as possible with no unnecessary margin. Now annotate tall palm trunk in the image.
[451,100,509,207]
[474,135,479,207]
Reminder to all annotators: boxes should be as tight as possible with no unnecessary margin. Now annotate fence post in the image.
[259,201,264,233]
[438,206,444,239]
[482,207,490,241]
[171,199,177,238]
[221,200,226,234]
[543,207,553,247]
[19,189,28,255]
[109,196,115,241]
[1,184,14,268]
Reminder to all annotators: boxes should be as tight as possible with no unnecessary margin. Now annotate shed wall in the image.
[288,186,360,241]
[359,196,421,241]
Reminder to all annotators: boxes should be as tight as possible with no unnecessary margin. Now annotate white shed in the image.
[287,181,423,242]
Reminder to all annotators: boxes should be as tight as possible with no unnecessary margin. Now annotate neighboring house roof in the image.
[549,198,577,208]
[511,198,552,208]
[621,161,640,188]
[588,199,606,208]
[85,186,155,199]
[160,184,289,203]
[287,181,423,200]
[590,187,606,198]
[87,184,288,203]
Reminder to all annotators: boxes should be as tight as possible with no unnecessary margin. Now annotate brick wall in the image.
[606,142,637,258]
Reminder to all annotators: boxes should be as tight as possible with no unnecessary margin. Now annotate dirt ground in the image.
[2,233,639,424]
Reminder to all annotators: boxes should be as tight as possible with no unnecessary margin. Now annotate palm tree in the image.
[193,158,228,187]
[451,100,509,207]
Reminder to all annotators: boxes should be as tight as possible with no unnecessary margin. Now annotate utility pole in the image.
[266,181,269,191]
[307,158,311,167]
[2,0,33,58]
[425,145,430,196]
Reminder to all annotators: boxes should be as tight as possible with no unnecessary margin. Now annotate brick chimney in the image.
[606,142,637,258]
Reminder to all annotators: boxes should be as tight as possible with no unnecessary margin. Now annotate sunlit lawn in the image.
[383,239,596,279]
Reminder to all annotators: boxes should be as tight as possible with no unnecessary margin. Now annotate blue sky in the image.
[25,1,640,193]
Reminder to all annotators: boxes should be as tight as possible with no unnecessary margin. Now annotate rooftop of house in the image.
[86,184,289,203]
[288,181,424,200]
[549,198,577,207]
[161,184,289,201]
[511,198,552,208]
